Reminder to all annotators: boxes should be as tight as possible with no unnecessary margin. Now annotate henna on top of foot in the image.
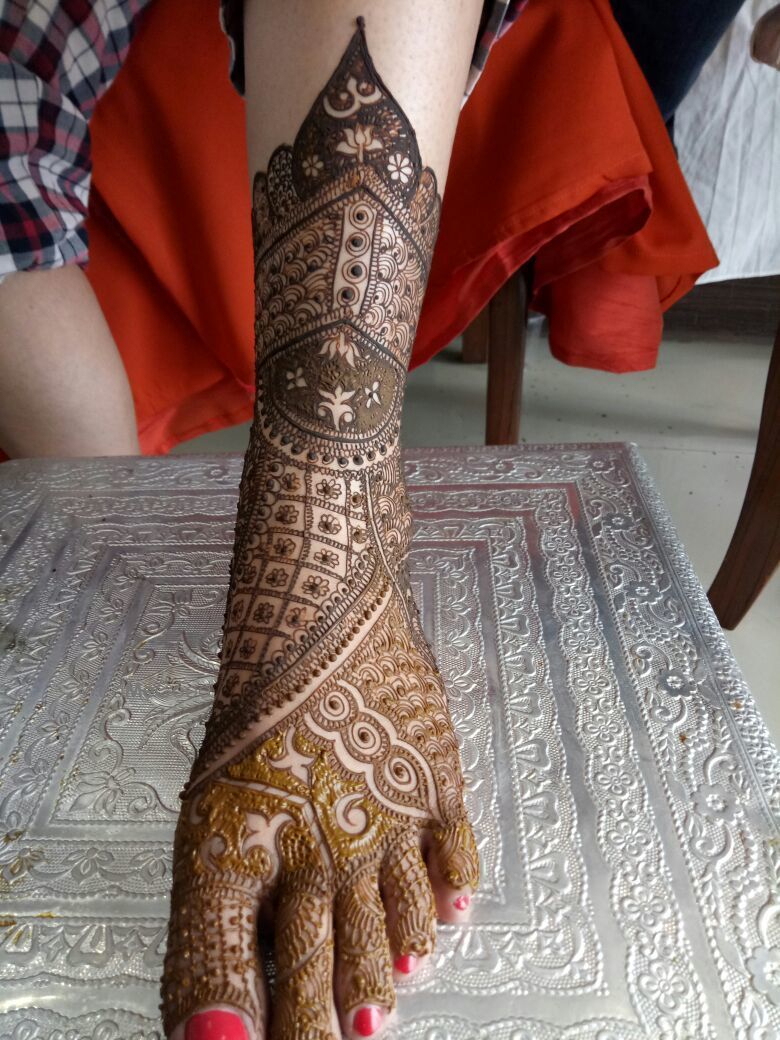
[162,20,479,1040]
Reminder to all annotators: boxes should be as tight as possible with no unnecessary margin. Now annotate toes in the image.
[334,863,395,1039]
[161,788,269,1038]
[380,838,436,977]
[428,817,480,925]
[270,868,338,1040]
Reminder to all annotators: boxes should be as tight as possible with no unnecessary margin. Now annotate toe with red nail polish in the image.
[453,893,470,911]
[394,953,418,975]
[353,1005,384,1037]
[185,1009,248,1040]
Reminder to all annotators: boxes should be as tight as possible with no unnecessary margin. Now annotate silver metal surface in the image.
[0,445,777,1040]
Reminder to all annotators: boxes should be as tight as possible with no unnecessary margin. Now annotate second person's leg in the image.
[0,267,139,458]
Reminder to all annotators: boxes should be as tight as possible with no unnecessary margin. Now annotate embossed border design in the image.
[406,444,780,1040]
[410,516,601,998]
[0,445,777,1040]
[411,486,711,1037]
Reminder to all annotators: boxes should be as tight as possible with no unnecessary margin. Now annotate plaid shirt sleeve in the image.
[0,0,152,284]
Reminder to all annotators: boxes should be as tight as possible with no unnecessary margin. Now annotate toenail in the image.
[353,1005,384,1037]
[185,1009,248,1040]
[394,954,418,974]
[453,894,470,911]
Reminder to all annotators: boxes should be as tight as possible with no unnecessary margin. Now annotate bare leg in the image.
[0,266,139,457]
[162,5,483,1039]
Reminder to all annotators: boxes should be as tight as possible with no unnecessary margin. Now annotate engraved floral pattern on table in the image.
[589,449,780,1040]
[0,447,778,1040]
[411,488,711,1032]
[407,528,600,994]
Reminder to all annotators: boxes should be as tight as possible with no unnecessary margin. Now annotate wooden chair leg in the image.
[462,304,489,364]
[708,321,780,629]
[486,269,528,445]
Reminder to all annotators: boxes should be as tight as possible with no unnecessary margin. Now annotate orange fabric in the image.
[86,0,255,453]
[85,0,717,454]
[415,0,718,368]
[546,267,664,372]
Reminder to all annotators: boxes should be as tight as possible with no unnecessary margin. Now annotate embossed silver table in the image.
[0,445,778,1040]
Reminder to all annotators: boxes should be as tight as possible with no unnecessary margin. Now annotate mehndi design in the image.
[162,20,479,1039]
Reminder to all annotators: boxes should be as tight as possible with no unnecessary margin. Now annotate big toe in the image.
[162,801,268,1039]
[172,1008,254,1039]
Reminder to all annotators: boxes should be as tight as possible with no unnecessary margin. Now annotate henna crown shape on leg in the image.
[251,18,441,465]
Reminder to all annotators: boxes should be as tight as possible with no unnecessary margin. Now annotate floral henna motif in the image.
[162,20,478,1038]
[251,19,440,467]
[190,17,443,780]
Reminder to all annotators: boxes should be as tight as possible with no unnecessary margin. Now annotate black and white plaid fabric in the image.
[0,0,153,282]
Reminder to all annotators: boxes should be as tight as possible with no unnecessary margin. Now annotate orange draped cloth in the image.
[85,0,717,455]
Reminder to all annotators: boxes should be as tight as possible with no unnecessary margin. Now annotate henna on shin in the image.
[162,21,478,1037]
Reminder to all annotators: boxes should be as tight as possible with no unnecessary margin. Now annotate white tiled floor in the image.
[175,323,779,744]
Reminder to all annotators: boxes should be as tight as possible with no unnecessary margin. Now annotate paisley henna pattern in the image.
[162,21,478,1038]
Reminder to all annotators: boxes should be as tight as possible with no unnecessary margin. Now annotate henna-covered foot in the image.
[161,21,479,1040]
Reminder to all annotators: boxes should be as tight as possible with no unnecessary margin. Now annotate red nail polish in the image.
[453,894,470,911]
[394,954,418,974]
[185,1010,248,1040]
[353,1005,384,1037]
